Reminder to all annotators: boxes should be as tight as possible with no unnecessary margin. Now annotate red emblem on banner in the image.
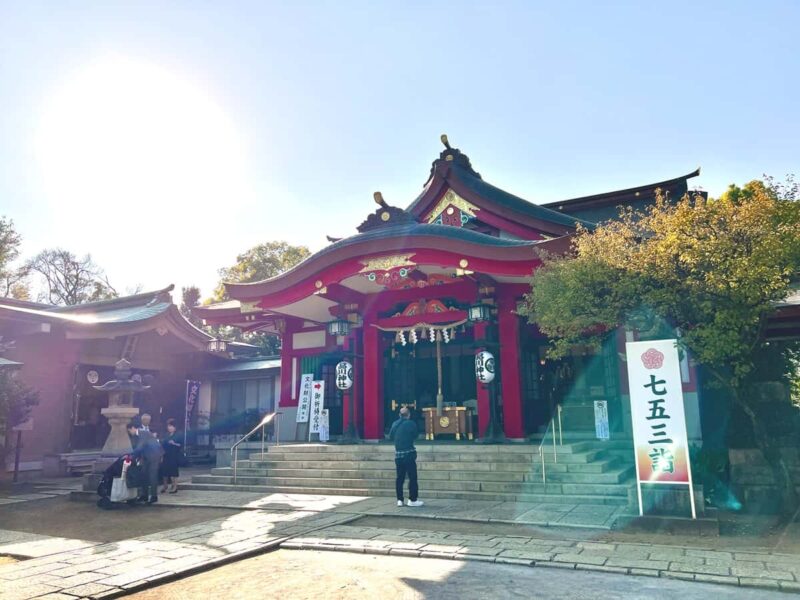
[640,348,665,370]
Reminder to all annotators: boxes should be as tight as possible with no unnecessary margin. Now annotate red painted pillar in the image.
[342,335,353,433]
[279,320,300,409]
[473,322,491,437]
[498,295,524,439]
[362,316,383,440]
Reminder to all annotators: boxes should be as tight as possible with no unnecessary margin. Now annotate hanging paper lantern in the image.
[442,328,450,343]
[429,327,435,342]
[475,350,496,384]
[399,330,407,346]
[410,329,418,344]
[335,361,354,390]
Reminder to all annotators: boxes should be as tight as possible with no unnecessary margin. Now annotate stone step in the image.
[193,472,634,496]
[215,464,634,485]
[249,448,606,464]
[258,442,595,454]
[239,457,627,474]
[180,482,630,506]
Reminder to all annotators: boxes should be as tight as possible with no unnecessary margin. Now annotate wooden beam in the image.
[317,283,365,306]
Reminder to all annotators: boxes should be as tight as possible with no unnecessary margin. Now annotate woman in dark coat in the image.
[159,418,182,493]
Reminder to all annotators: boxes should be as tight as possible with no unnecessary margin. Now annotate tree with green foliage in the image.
[520,179,800,514]
[205,241,310,355]
[0,366,40,468]
[213,241,310,301]
[180,285,204,329]
[0,217,30,299]
[27,248,117,305]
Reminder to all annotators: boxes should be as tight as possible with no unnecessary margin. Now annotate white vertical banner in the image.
[319,409,330,442]
[625,339,696,518]
[309,380,326,434]
[296,374,314,423]
[593,400,610,440]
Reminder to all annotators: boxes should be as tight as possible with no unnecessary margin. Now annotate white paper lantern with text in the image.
[475,351,496,384]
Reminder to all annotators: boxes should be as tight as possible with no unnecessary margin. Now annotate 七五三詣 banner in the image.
[625,339,696,518]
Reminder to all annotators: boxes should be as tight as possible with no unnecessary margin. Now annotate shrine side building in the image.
[196,139,705,443]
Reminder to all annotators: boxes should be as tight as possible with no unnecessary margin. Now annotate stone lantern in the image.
[94,358,150,457]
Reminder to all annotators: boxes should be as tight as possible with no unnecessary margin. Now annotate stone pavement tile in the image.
[540,561,577,570]
[0,562,72,579]
[0,583,62,600]
[629,568,659,577]
[605,547,651,560]
[647,549,689,561]
[605,558,670,571]
[576,542,616,552]
[734,552,775,562]
[56,571,110,588]
[779,581,800,593]
[686,549,733,560]
[420,544,462,554]
[523,538,575,548]
[495,557,533,567]
[14,573,63,586]
[668,563,731,577]
[554,553,606,566]
[387,542,425,551]
[36,594,77,600]
[388,548,421,557]
[739,577,781,589]
[97,567,169,587]
[661,571,695,581]
[455,546,502,557]
[731,566,795,581]
[498,549,555,562]
[63,582,118,598]
[576,564,628,575]
[694,574,740,586]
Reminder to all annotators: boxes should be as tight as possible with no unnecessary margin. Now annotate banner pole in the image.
[183,380,190,448]
[686,447,697,520]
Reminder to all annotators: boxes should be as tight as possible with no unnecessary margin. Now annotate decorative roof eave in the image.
[408,161,593,236]
[62,305,213,350]
[541,168,702,212]
[225,230,572,309]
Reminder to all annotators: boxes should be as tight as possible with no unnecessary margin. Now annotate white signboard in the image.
[625,339,696,518]
[593,401,609,440]
[319,409,330,442]
[309,380,326,434]
[296,373,314,423]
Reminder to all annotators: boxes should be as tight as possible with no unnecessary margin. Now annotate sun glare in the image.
[33,55,254,288]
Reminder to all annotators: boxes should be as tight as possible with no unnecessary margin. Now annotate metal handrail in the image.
[232,411,281,484]
[537,404,564,486]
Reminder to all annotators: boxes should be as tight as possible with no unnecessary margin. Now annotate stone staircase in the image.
[184,440,638,508]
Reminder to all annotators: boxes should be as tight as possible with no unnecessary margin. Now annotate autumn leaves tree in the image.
[521,180,800,514]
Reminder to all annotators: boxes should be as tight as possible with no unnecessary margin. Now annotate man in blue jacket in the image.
[389,406,424,507]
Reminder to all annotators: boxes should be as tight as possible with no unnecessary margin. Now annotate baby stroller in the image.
[96,454,143,510]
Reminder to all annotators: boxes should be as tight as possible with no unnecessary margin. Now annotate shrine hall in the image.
[196,137,702,442]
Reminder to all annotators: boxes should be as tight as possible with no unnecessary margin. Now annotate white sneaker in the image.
[407,500,424,507]
[397,500,404,507]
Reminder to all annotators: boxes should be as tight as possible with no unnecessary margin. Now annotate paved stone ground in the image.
[284,522,800,594]
[0,488,798,598]
[0,509,357,600]
[135,489,627,529]
[125,548,791,600]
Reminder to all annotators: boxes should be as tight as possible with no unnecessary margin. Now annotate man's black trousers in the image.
[395,451,418,502]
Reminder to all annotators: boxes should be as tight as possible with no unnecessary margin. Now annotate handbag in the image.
[110,477,137,502]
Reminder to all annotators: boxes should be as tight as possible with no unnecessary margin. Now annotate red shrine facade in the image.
[196,138,701,441]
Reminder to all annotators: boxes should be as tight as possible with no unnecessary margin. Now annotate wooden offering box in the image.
[422,407,474,440]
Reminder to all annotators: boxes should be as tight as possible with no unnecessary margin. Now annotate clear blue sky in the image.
[1,1,798,300]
